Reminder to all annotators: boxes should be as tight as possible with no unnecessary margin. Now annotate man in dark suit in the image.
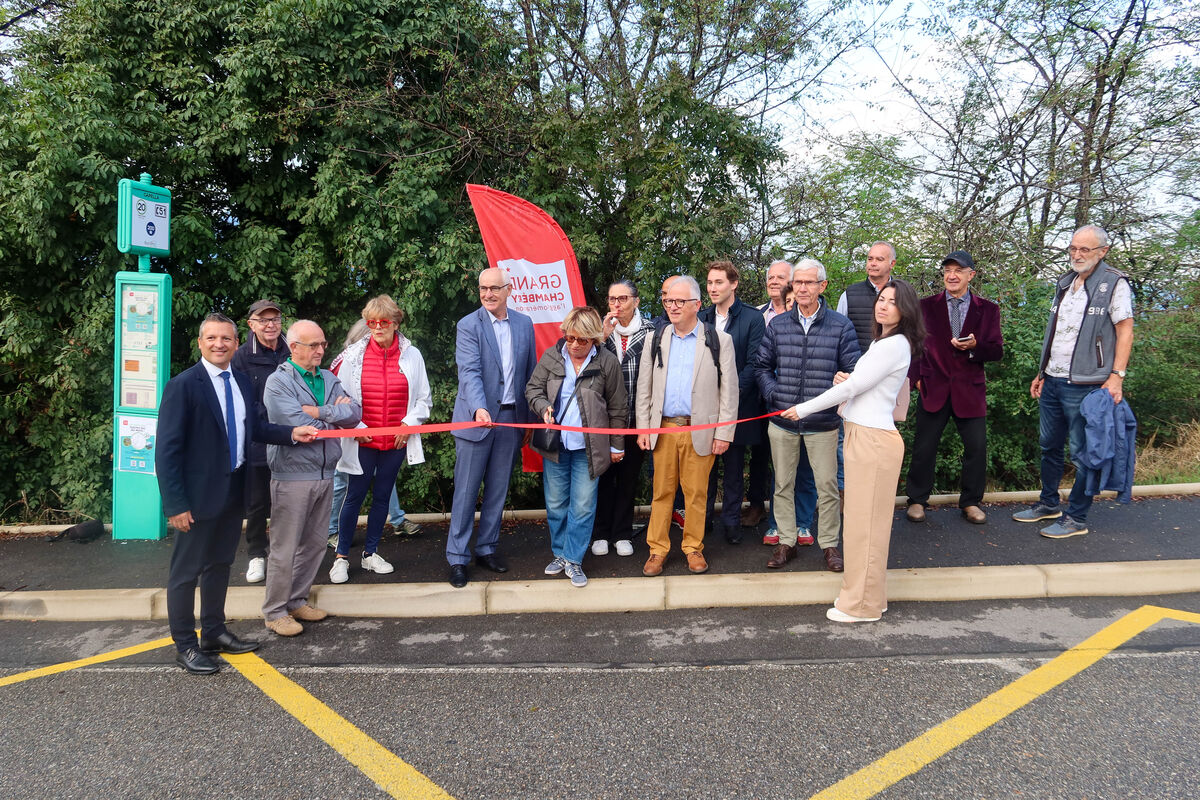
[699,260,765,544]
[446,267,537,588]
[156,313,317,674]
[904,250,1004,525]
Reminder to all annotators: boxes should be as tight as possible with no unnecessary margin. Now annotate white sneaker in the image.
[360,552,394,574]
[246,557,266,583]
[614,539,634,557]
[826,606,880,623]
[591,539,610,556]
[329,558,350,584]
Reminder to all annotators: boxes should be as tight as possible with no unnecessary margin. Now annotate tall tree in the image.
[504,0,861,302]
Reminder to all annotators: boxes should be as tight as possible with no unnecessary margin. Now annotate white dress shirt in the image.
[201,357,247,469]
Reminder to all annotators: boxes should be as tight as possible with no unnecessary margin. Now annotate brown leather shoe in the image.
[685,551,709,574]
[962,505,987,524]
[905,503,926,522]
[290,604,328,622]
[823,547,844,572]
[643,553,667,577]
[766,543,797,569]
[740,503,767,528]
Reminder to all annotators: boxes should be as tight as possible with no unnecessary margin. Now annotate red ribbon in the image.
[312,410,787,439]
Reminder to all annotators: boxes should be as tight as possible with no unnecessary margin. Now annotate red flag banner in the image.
[466,184,587,470]
[466,184,587,356]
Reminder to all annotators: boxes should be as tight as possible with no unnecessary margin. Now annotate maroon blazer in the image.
[910,291,1003,418]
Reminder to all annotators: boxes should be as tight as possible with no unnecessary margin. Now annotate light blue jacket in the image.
[451,306,537,441]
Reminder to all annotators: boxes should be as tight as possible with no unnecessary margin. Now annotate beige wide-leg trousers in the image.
[835,421,904,618]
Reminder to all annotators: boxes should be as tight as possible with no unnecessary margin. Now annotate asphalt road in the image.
[2,595,1199,799]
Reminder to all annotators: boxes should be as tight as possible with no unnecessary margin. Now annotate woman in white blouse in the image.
[782,279,926,622]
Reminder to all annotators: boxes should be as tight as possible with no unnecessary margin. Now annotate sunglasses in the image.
[563,335,591,345]
[365,319,395,329]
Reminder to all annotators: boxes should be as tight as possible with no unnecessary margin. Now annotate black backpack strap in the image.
[703,323,722,388]
[651,324,666,369]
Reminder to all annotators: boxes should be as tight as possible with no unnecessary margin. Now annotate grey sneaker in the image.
[1040,517,1089,539]
[563,561,588,587]
[1012,503,1063,523]
[544,556,566,575]
[395,519,422,537]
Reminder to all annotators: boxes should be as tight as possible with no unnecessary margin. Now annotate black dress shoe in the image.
[475,553,509,573]
[175,647,220,675]
[199,630,261,655]
[449,564,469,588]
[724,525,743,545]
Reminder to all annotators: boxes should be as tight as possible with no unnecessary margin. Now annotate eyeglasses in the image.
[365,319,395,329]
[293,340,328,349]
[563,335,591,345]
[1067,245,1104,255]
[250,316,282,326]
[942,267,973,275]
[607,295,633,304]
[663,298,698,308]
[791,280,824,288]
[479,284,509,294]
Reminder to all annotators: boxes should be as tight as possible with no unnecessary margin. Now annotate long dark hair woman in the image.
[781,278,926,622]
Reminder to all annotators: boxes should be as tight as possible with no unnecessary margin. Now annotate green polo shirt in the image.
[288,358,326,404]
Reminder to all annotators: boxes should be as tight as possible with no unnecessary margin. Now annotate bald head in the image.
[286,320,327,370]
[478,267,512,319]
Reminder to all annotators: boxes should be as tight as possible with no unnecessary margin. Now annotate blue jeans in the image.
[768,442,817,530]
[329,471,404,538]
[543,448,599,565]
[337,447,407,557]
[1039,376,1096,521]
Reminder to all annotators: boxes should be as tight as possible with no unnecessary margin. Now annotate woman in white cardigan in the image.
[329,295,432,584]
[782,279,926,622]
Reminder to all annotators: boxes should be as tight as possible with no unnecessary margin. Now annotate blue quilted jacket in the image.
[755,301,861,433]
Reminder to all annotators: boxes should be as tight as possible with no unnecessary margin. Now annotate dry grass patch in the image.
[1136,421,1200,485]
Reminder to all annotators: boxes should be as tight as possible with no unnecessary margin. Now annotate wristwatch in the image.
[1111,369,1127,378]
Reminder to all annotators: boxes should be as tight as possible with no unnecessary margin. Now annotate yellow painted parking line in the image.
[223,651,455,800]
[0,636,174,688]
[810,604,1200,800]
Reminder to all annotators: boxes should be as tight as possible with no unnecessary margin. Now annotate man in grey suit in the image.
[446,267,538,587]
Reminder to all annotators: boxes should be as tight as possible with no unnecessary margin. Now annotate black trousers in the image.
[167,474,245,652]
[905,396,988,508]
[244,462,272,558]
[745,425,772,506]
[592,434,646,541]
[706,444,747,527]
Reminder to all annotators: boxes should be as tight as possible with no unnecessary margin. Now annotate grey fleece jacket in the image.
[263,362,362,481]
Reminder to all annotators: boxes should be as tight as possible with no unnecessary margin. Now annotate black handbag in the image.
[531,381,582,453]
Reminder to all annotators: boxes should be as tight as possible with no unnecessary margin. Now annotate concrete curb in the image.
[2,559,1197,622]
[3,483,1198,535]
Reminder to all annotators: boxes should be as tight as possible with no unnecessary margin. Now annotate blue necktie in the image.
[220,371,238,472]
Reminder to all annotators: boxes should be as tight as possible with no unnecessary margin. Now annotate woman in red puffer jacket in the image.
[328,294,432,584]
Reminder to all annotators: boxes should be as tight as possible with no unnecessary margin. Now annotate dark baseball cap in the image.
[247,299,282,318]
[941,250,976,270]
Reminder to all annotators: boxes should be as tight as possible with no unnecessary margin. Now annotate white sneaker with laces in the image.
[360,552,394,574]
[591,539,609,556]
[329,558,350,584]
[246,557,266,583]
[614,539,634,557]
